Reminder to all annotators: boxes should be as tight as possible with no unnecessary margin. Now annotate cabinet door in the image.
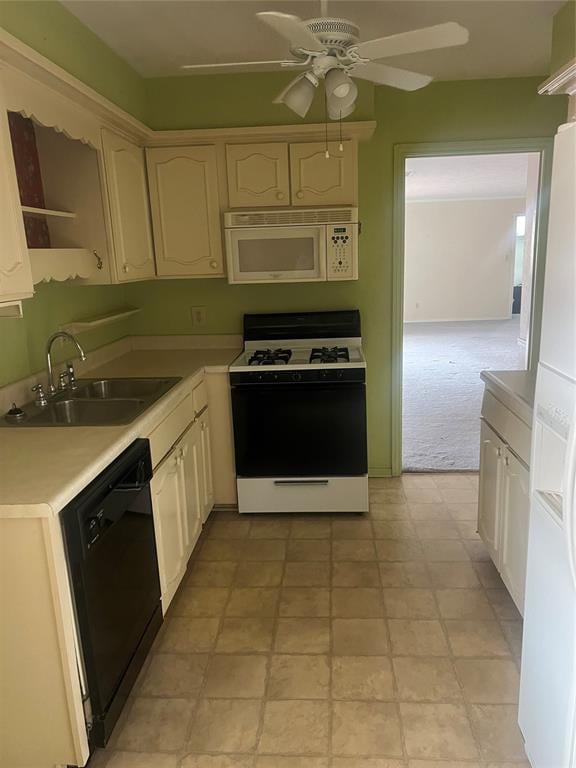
[101,129,156,282]
[147,145,223,277]
[478,420,505,565]
[289,141,357,206]
[200,410,215,523]
[500,449,530,614]
[179,422,203,557]
[0,77,33,302]
[150,446,187,611]
[226,142,289,207]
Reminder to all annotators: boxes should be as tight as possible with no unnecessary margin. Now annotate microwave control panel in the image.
[326,223,358,281]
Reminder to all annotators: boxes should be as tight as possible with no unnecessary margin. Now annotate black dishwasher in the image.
[61,438,162,750]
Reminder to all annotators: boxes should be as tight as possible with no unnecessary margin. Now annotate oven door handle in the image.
[273,480,329,486]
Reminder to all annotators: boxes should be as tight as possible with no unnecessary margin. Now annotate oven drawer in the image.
[237,476,369,514]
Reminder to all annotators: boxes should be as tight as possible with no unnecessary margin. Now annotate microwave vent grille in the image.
[225,208,357,227]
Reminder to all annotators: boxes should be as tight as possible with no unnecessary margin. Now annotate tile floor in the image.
[92,473,529,768]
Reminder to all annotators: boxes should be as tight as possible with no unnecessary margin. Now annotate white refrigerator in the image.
[519,119,576,768]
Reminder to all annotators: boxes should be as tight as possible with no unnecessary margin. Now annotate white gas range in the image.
[229,311,369,514]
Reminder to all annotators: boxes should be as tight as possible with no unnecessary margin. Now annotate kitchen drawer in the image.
[482,390,531,467]
[237,476,369,514]
[148,392,194,468]
[193,380,208,417]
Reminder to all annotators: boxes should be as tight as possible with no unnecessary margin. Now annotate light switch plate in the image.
[190,306,207,326]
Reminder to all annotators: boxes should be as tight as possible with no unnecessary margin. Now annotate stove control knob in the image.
[292,372,302,382]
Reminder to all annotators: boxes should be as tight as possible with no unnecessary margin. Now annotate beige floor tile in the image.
[189,698,261,753]
[226,588,279,617]
[393,657,460,702]
[199,540,243,561]
[283,561,330,586]
[474,561,504,589]
[258,700,330,754]
[333,588,384,617]
[291,518,331,539]
[402,474,437,488]
[375,540,424,562]
[421,540,470,562]
[249,519,291,538]
[208,521,251,539]
[407,762,479,768]
[370,503,412,520]
[455,521,481,539]
[400,702,478,759]
[103,753,180,768]
[334,562,381,587]
[435,589,494,620]
[333,539,377,561]
[187,561,237,586]
[171,586,229,617]
[486,588,522,620]
[116,697,194,751]
[332,656,395,700]
[332,618,389,655]
[446,502,478,521]
[203,654,268,698]
[444,620,511,657]
[182,755,254,768]
[138,653,207,697]
[454,659,520,703]
[332,701,403,757]
[370,489,406,504]
[279,587,330,617]
[388,620,449,657]
[332,520,374,539]
[275,618,330,653]
[440,489,478,504]
[371,476,404,488]
[287,539,330,561]
[373,521,417,539]
[408,504,452,521]
[234,561,284,587]
[383,589,438,619]
[257,758,328,768]
[463,540,491,561]
[379,563,430,588]
[216,618,274,652]
[427,563,480,589]
[241,539,286,561]
[333,759,406,768]
[415,521,460,540]
[469,704,526,761]
[500,620,523,660]
[158,617,219,653]
[404,488,443,504]
[432,474,477,489]
[267,654,330,699]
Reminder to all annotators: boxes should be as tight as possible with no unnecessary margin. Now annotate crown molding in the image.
[538,57,576,96]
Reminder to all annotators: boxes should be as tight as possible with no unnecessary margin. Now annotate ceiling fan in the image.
[181,3,469,120]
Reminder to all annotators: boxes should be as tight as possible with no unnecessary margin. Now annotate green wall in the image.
[0,2,569,474]
[550,0,576,73]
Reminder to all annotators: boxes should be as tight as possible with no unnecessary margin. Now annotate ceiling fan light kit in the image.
[274,72,319,118]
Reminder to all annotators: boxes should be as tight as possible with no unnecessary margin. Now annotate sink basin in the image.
[73,377,178,400]
[26,398,146,426]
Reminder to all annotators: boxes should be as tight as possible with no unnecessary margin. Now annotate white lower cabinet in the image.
[199,410,215,523]
[179,420,203,554]
[478,417,530,615]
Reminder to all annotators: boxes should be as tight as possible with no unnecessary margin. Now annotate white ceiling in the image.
[62,0,562,80]
[405,153,538,201]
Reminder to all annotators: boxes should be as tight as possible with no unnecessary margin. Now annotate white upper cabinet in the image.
[289,140,357,206]
[101,129,156,282]
[146,145,223,277]
[226,142,290,207]
[0,77,33,303]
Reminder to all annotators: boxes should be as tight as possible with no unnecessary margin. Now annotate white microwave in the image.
[224,207,358,284]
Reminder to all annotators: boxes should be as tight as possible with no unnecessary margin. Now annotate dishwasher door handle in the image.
[273,480,329,486]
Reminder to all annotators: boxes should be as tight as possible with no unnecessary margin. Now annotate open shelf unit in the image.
[60,307,141,335]
[21,205,76,219]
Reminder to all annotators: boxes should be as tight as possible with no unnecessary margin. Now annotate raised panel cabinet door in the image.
[147,145,223,277]
[150,447,187,611]
[101,129,156,282]
[478,420,505,566]
[226,142,290,207]
[0,76,33,302]
[500,449,530,614]
[200,411,215,523]
[178,422,203,557]
[289,140,357,206]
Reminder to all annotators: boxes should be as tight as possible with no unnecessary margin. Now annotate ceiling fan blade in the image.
[352,62,432,91]
[257,11,326,53]
[356,22,469,60]
[181,60,293,71]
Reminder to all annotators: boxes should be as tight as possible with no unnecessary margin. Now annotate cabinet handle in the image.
[209,260,218,269]
[122,263,130,273]
[504,455,510,467]
[496,447,502,457]
[296,191,304,199]
[276,191,285,200]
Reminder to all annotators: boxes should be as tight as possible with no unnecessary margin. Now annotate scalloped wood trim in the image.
[29,248,97,284]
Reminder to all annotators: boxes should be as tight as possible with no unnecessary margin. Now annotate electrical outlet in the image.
[190,306,207,326]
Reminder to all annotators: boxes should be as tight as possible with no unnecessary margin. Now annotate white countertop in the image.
[0,347,239,518]
[480,369,536,426]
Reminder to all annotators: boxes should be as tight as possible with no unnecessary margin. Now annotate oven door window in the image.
[227,226,326,283]
[232,382,367,476]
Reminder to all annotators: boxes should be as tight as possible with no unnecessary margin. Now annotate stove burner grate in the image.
[248,348,292,366]
[310,346,350,364]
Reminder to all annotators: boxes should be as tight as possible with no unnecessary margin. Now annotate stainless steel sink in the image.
[2,376,182,427]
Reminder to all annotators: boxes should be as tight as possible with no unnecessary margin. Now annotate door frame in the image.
[391,137,554,476]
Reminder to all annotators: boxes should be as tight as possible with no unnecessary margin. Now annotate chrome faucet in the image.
[45,331,87,395]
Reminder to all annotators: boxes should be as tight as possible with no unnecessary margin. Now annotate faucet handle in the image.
[31,383,48,407]
[66,361,78,390]
[57,371,69,391]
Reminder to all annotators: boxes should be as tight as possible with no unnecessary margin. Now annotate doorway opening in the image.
[401,152,540,472]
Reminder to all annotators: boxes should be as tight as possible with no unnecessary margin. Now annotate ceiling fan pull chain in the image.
[339,111,343,152]
[324,90,330,158]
